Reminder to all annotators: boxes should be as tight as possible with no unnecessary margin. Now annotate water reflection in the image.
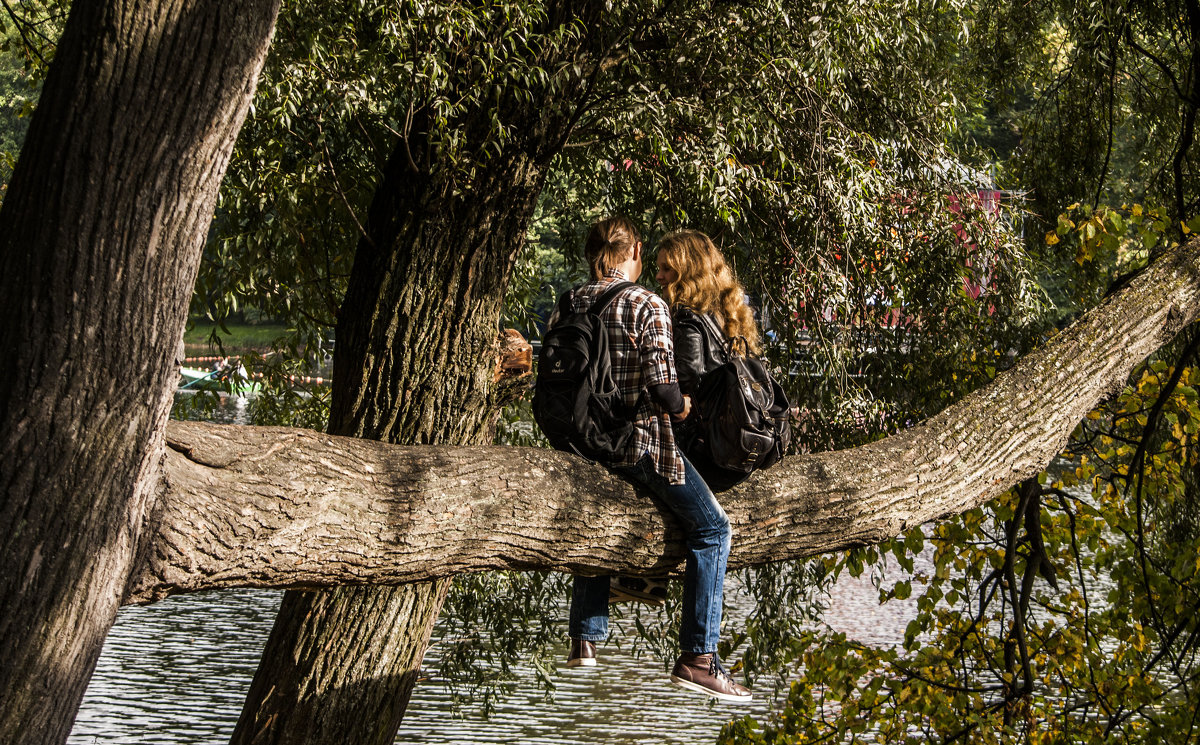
[822,551,932,648]
[71,570,920,744]
[70,591,281,744]
[172,391,253,425]
[69,393,917,744]
[71,589,793,745]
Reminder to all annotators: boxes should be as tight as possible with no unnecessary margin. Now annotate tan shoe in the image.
[669,652,752,703]
[566,638,597,667]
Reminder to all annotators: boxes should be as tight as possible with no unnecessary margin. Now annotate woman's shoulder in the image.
[673,305,725,339]
[672,305,705,324]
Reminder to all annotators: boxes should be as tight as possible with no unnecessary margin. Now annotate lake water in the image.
[68,394,916,745]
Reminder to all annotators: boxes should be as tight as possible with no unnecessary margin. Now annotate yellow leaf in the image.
[1184,221,1192,235]
[1045,231,1060,245]
[1133,204,1144,217]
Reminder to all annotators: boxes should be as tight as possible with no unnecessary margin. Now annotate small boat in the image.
[178,365,261,395]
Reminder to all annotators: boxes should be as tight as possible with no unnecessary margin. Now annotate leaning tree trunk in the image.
[227,143,532,745]
[230,5,608,743]
[0,2,280,744]
[125,234,1200,598]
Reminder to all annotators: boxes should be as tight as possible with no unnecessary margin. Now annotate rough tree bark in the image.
[125,235,1200,601]
[0,1,281,744]
[229,4,611,743]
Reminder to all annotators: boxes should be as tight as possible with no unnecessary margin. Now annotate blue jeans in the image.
[568,453,732,654]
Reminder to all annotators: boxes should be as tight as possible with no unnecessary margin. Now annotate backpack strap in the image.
[700,312,755,359]
[553,288,576,321]
[549,281,635,329]
[695,311,734,363]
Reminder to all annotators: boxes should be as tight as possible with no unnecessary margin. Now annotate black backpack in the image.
[690,314,791,475]
[532,282,636,461]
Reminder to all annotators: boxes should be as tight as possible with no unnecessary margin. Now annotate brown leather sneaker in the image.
[566,638,597,667]
[669,652,752,703]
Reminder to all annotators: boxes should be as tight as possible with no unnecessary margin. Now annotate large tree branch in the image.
[126,237,1200,605]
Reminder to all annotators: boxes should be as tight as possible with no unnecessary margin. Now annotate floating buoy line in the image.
[182,357,330,387]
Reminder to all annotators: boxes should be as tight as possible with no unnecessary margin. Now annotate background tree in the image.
[198,0,1052,739]
[715,0,1200,739]
[966,0,1200,237]
[221,2,645,742]
[0,0,61,202]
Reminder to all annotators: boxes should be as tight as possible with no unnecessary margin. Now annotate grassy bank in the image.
[183,320,289,355]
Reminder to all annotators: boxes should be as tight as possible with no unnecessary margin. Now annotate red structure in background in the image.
[949,188,1007,304]
[786,187,1011,333]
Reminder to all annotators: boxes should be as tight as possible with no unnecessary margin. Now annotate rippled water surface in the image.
[69,394,915,744]
[71,589,786,745]
[71,576,916,744]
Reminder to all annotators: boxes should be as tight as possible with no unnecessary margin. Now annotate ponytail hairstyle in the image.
[656,230,761,355]
[584,216,642,279]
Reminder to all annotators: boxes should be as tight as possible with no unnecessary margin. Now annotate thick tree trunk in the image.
[227,152,534,745]
[125,235,1200,601]
[229,584,450,745]
[230,5,608,742]
[0,1,280,744]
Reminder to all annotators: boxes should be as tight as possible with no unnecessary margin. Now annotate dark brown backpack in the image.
[689,314,791,475]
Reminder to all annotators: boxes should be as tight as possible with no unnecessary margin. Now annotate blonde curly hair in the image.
[655,230,760,355]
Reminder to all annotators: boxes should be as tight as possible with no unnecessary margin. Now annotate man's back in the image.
[563,270,684,484]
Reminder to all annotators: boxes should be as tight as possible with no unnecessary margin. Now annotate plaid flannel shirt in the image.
[549,269,686,484]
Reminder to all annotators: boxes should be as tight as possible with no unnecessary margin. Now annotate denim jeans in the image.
[568,452,732,653]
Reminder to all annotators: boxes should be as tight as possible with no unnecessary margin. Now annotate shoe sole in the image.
[566,657,597,668]
[669,675,753,703]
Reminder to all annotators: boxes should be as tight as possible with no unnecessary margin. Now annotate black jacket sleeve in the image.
[674,318,707,396]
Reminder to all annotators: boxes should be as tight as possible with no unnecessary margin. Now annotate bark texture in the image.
[230,4,610,742]
[228,583,450,745]
[128,235,1200,602]
[0,2,280,743]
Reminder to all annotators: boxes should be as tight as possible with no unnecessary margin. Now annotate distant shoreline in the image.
[183,320,290,356]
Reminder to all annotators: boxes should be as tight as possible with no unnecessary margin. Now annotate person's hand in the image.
[672,395,692,422]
